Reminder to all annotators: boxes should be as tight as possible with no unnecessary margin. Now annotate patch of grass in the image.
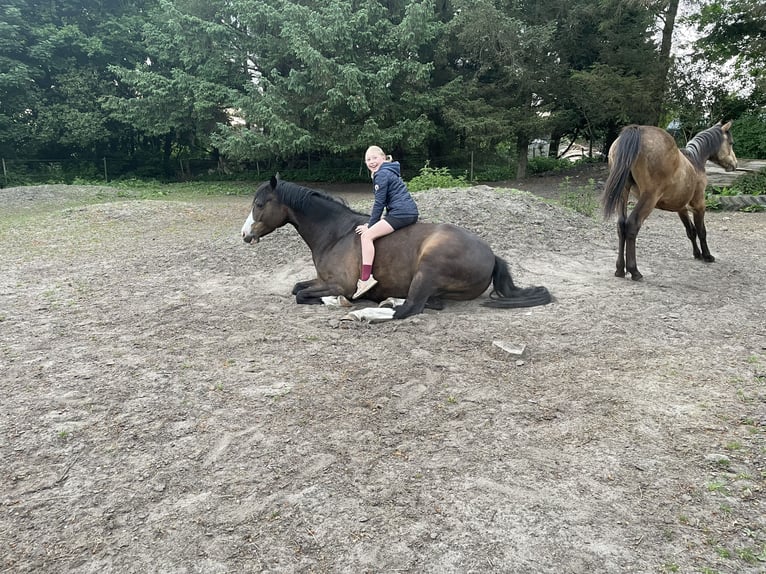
[109,180,255,200]
[736,544,766,564]
[706,479,729,494]
[714,458,731,469]
[715,546,733,559]
[741,203,766,212]
[558,177,599,217]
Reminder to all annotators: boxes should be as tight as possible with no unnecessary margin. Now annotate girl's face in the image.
[365,149,386,174]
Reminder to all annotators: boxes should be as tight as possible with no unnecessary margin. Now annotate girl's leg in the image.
[353,219,394,299]
[360,220,394,277]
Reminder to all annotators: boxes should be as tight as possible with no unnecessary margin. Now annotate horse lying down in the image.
[241,176,552,320]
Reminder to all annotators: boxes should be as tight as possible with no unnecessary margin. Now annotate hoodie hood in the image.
[378,161,401,178]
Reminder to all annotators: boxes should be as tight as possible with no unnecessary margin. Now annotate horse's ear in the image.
[270,174,279,189]
[721,120,732,132]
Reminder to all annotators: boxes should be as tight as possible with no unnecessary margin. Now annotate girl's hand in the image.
[355,224,368,235]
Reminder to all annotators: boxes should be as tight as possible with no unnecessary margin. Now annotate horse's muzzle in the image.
[242,234,259,244]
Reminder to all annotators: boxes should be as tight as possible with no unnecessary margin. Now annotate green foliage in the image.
[0,0,762,183]
[527,156,574,175]
[730,168,766,195]
[691,0,766,79]
[732,114,766,158]
[474,165,517,182]
[212,0,442,161]
[407,162,469,192]
[705,191,723,210]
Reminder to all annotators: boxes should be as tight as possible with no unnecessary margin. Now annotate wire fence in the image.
[1,150,531,188]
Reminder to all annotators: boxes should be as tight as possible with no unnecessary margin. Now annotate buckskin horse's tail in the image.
[481,256,553,309]
[602,125,642,218]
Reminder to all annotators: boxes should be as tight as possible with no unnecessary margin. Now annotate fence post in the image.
[103,157,108,182]
[470,151,474,182]
[2,158,7,187]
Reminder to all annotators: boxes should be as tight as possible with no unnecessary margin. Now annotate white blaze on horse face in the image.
[241,211,254,238]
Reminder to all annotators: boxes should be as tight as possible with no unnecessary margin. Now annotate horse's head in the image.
[241,175,290,243]
[711,121,738,172]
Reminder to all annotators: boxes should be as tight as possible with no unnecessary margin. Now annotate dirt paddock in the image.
[1,178,764,573]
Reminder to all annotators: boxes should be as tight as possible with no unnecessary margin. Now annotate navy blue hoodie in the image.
[368,161,419,226]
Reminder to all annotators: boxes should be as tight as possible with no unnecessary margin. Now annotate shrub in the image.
[407,162,469,192]
[732,113,766,158]
[527,156,568,174]
[730,167,766,196]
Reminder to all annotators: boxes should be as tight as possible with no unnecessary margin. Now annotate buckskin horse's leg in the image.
[624,199,654,281]
[691,204,715,262]
[615,216,627,277]
[677,210,703,260]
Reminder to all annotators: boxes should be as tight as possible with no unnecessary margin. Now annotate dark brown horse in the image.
[602,121,738,280]
[241,176,552,319]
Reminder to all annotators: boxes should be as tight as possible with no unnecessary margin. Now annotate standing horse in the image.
[241,176,552,319]
[602,121,738,280]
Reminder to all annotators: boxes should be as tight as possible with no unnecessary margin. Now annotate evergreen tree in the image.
[210,0,442,162]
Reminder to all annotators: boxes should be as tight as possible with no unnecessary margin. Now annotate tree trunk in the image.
[516,134,529,179]
[653,0,680,125]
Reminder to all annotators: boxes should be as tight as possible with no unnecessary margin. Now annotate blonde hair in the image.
[366,145,393,162]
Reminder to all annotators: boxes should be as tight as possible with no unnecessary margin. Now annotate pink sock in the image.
[361,265,372,281]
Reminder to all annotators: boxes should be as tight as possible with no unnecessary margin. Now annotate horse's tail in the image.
[602,125,642,219]
[481,256,553,309]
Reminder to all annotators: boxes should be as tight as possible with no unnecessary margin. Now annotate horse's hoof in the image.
[615,270,626,278]
[703,255,715,263]
[630,273,643,281]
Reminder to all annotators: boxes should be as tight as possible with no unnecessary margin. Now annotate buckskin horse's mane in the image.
[267,180,367,218]
[680,124,726,171]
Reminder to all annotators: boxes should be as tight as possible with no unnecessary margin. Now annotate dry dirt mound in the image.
[1,184,764,573]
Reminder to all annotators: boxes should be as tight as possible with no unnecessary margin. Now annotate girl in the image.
[353,146,419,299]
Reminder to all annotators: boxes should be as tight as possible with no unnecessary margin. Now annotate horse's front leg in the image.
[691,207,714,262]
[294,281,346,305]
[676,210,706,260]
[292,278,320,295]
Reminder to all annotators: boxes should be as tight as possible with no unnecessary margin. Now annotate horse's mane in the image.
[681,124,726,171]
[260,179,367,218]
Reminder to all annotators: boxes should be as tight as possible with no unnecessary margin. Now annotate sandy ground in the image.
[1,173,765,573]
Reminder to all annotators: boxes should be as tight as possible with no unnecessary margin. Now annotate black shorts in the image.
[384,214,418,230]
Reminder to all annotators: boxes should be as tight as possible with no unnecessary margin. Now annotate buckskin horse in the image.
[241,176,552,319]
[602,121,738,280]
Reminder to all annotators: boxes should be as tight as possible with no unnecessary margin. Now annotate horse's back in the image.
[375,221,496,298]
[393,221,493,257]
[609,125,688,193]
